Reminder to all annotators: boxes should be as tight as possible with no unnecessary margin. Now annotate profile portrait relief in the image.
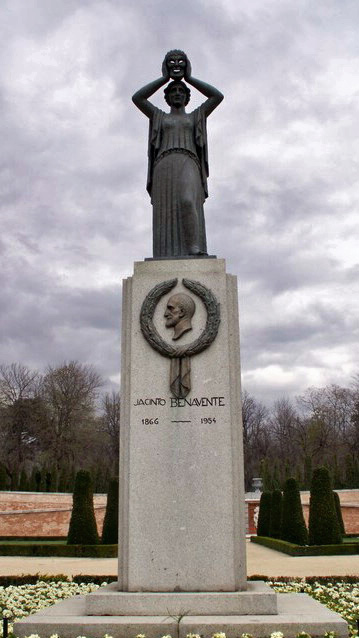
[164,293,196,341]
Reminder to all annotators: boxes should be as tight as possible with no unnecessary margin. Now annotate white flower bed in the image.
[0,580,357,638]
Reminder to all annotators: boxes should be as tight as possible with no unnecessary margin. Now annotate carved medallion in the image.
[140,278,220,398]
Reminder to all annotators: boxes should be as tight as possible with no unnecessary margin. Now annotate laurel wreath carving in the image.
[140,277,221,359]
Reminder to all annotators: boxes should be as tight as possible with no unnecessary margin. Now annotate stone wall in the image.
[1,490,357,538]
[0,491,106,537]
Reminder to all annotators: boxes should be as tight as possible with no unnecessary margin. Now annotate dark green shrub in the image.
[309,466,342,545]
[0,464,8,490]
[102,478,119,544]
[35,470,43,491]
[72,574,117,585]
[19,470,29,491]
[256,491,271,536]
[45,471,52,492]
[0,543,116,557]
[333,491,345,535]
[345,454,359,488]
[281,477,308,545]
[11,470,19,491]
[251,535,358,556]
[259,459,272,491]
[269,489,282,539]
[51,466,58,492]
[67,470,99,545]
[303,455,312,489]
[29,467,38,491]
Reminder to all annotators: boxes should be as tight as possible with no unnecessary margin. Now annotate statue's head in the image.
[163,49,188,80]
[164,293,195,340]
[164,81,191,107]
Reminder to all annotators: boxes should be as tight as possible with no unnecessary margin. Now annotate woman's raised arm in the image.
[132,74,168,118]
[185,62,223,117]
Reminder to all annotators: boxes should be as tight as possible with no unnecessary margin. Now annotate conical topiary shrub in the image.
[67,470,99,545]
[333,490,345,535]
[308,466,342,546]
[269,489,283,539]
[102,477,119,544]
[256,491,271,537]
[281,477,308,545]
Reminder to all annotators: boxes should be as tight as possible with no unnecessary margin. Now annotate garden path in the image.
[0,540,357,578]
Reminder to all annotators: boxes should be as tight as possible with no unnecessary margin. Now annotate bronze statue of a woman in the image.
[132,50,223,258]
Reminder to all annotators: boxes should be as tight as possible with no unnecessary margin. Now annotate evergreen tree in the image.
[345,454,359,488]
[281,477,308,545]
[269,489,283,539]
[58,467,68,492]
[35,470,42,491]
[68,467,76,493]
[256,491,271,537]
[295,466,302,489]
[308,466,342,545]
[332,456,343,489]
[271,462,281,490]
[67,470,99,545]
[11,470,19,491]
[259,459,272,492]
[51,465,58,492]
[45,471,52,492]
[102,477,119,544]
[0,464,8,490]
[303,455,312,490]
[19,469,29,491]
[333,490,345,536]
[283,461,291,484]
[94,467,104,493]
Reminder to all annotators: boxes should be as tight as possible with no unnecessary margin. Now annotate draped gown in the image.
[146,105,209,258]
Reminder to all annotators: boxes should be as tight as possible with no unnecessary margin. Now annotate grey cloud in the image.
[1,0,358,405]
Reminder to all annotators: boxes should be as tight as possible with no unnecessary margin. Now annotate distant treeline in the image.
[243,378,359,491]
[1,362,358,493]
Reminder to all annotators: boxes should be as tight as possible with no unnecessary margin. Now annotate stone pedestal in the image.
[119,258,246,592]
[14,257,348,637]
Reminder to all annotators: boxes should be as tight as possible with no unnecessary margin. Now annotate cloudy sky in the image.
[1,0,358,405]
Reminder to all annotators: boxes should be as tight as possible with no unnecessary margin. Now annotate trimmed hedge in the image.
[67,470,99,545]
[269,489,282,539]
[333,490,345,535]
[281,477,308,545]
[102,478,119,544]
[309,466,342,545]
[0,543,117,557]
[256,491,272,536]
[251,535,359,556]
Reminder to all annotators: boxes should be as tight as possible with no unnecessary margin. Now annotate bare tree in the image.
[270,397,298,461]
[0,364,43,478]
[41,361,103,470]
[241,390,269,490]
[0,363,40,406]
[100,391,120,471]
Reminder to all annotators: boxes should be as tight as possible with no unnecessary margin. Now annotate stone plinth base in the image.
[86,581,277,616]
[14,591,348,638]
